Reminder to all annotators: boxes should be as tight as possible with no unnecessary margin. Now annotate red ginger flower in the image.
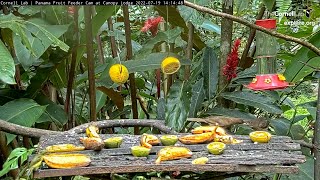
[223,39,241,81]
[141,16,164,37]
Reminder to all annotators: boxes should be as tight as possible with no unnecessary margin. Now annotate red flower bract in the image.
[223,39,241,81]
[141,16,164,37]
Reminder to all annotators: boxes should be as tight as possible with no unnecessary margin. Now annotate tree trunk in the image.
[218,0,233,107]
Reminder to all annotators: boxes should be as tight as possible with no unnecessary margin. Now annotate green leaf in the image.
[284,31,320,82]
[262,0,275,12]
[188,78,205,118]
[34,93,67,127]
[123,53,191,73]
[289,124,305,140]
[0,89,25,105]
[269,118,290,136]
[220,91,283,114]
[165,81,192,132]
[0,99,46,144]
[0,40,15,84]
[50,62,67,89]
[201,20,221,34]
[97,86,124,110]
[156,6,205,51]
[205,107,256,119]
[236,0,250,14]
[109,105,131,119]
[287,157,314,180]
[134,28,183,60]
[96,90,107,112]
[203,47,219,99]
[0,148,34,177]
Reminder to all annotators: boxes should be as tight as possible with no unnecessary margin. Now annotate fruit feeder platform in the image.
[33,120,306,179]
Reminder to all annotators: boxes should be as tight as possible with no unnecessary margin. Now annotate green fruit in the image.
[207,142,226,155]
[160,135,178,146]
[131,146,151,157]
[104,137,123,148]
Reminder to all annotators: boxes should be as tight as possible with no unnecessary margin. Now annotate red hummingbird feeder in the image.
[246,19,290,91]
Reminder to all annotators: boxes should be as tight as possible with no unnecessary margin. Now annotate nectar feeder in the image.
[246,19,290,91]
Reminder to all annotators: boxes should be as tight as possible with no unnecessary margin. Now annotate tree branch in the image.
[68,119,177,134]
[184,1,320,56]
[0,120,60,138]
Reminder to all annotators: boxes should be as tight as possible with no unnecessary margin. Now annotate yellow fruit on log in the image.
[214,135,243,144]
[161,57,181,74]
[109,64,129,84]
[140,133,160,149]
[45,144,85,153]
[191,126,226,136]
[80,137,104,151]
[43,154,91,169]
[179,131,216,145]
[86,125,100,138]
[160,135,178,146]
[104,137,123,148]
[207,142,226,155]
[192,157,209,164]
[155,146,192,164]
[249,131,272,143]
[131,146,151,157]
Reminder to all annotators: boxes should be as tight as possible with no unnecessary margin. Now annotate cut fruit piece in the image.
[45,144,85,153]
[192,157,209,164]
[109,64,129,84]
[104,137,123,148]
[214,135,243,144]
[140,134,160,149]
[249,131,271,143]
[179,131,216,145]
[43,154,91,169]
[161,57,181,74]
[86,125,100,138]
[156,146,192,164]
[160,135,178,146]
[207,142,226,155]
[80,137,104,151]
[191,126,226,136]
[131,146,151,157]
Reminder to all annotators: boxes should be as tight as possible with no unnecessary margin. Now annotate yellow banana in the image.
[191,126,226,136]
[156,146,192,164]
[43,153,91,169]
[179,131,216,145]
[86,125,100,138]
[45,144,85,153]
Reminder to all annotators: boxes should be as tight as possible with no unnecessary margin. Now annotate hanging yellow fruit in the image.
[161,57,181,74]
[109,64,129,84]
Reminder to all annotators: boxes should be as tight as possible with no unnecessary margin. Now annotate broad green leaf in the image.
[0,99,46,144]
[203,47,219,99]
[34,93,67,127]
[287,157,314,180]
[134,28,182,60]
[0,89,25,105]
[13,18,69,70]
[0,14,33,54]
[18,6,41,16]
[201,20,221,34]
[0,40,15,84]
[157,98,166,120]
[269,118,290,136]
[236,0,250,14]
[289,124,305,140]
[96,90,107,112]
[26,66,54,98]
[50,62,67,89]
[188,78,205,118]
[124,53,191,73]
[287,56,320,83]
[262,0,275,12]
[220,91,283,114]
[97,86,124,110]
[284,31,320,82]
[156,6,205,51]
[165,81,192,132]
[0,148,34,177]
[205,107,256,120]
